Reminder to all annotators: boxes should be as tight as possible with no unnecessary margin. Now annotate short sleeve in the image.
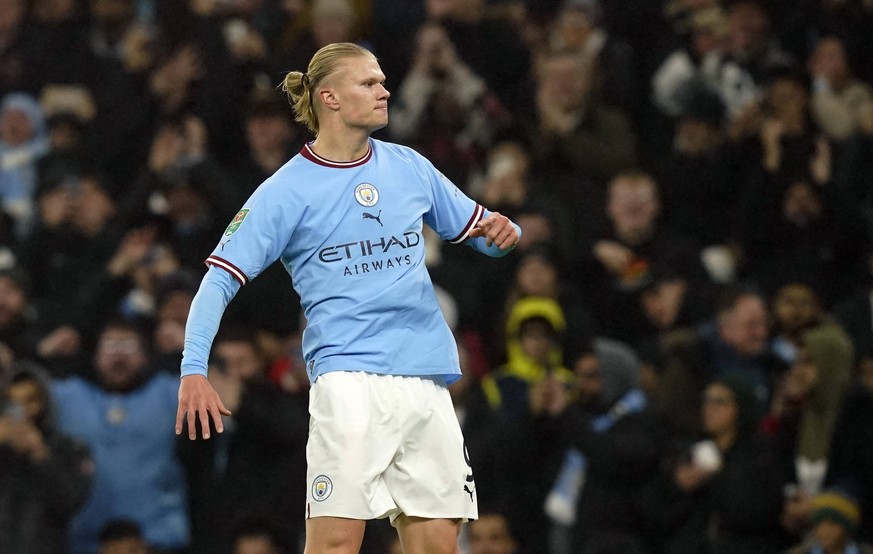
[420,158,483,244]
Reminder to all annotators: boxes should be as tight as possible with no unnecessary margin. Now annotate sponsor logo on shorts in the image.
[464,474,476,502]
[312,475,333,501]
[463,442,475,502]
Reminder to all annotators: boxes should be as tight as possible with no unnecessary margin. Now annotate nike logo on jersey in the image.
[362,210,382,226]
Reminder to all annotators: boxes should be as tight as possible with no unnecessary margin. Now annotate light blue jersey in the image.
[184,139,515,384]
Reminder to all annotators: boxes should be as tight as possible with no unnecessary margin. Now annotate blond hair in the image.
[281,42,373,135]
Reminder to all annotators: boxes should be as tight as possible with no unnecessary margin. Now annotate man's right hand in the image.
[176,374,231,440]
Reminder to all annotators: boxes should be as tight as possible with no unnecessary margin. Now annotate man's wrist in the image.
[180,366,208,379]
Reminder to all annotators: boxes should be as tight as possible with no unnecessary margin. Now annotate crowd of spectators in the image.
[1,0,873,552]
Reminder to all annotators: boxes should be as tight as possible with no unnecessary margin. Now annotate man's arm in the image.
[175,266,240,440]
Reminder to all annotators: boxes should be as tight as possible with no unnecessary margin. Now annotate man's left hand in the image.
[469,212,519,250]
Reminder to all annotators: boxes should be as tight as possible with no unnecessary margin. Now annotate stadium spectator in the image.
[0,362,92,554]
[22,166,122,376]
[538,345,662,552]
[827,351,873,543]
[764,324,854,538]
[52,320,189,553]
[98,518,153,554]
[0,267,39,361]
[389,21,511,186]
[468,510,520,554]
[182,327,308,554]
[528,50,637,194]
[769,281,829,365]
[483,296,573,421]
[576,170,708,346]
[666,286,785,407]
[546,0,638,115]
[787,489,873,554]
[424,0,531,110]
[230,517,291,554]
[0,0,43,97]
[97,519,151,554]
[808,35,873,143]
[0,92,50,235]
[638,374,786,553]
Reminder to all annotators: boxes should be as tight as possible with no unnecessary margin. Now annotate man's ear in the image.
[318,88,340,112]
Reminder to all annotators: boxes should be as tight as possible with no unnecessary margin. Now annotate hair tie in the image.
[301,73,311,88]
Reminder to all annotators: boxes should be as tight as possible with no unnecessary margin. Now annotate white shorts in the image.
[305,371,478,524]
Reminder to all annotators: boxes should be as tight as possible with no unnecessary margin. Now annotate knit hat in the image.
[1,92,47,138]
[811,490,861,533]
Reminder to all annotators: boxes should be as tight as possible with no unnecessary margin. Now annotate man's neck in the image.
[616,225,654,246]
[714,430,736,452]
[310,130,371,162]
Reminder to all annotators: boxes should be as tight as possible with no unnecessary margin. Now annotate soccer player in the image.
[175,42,521,553]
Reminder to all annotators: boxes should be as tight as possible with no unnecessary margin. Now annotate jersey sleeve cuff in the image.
[180,365,208,378]
[448,203,484,244]
[205,255,249,285]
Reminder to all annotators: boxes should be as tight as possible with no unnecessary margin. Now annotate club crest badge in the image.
[354,183,379,207]
[224,209,250,237]
[312,475,333,502]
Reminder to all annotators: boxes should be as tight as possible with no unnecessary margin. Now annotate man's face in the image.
[425,0,480,19]
[518,321,556,366]
[674,118,720,156]
[215,340,264,382]
[312,12,354,47]
[537,55,588,112]
[8,378,45,421]
[719,295,769,357]
[773,284,818,334]
[96,328,146,390]
[470,513,518,554]
[607,178,659,239]
[810,38,850,84]
[0,275,26,328]
[90,0,134,28]
[574,353,603,404]
[157,290,193,327]
[234,535,279,554]
[100,537,149,554]
[245,114,293,153]
[812,519,849,552]
[0,107,35,146]
[782,182,822,224]
[515,256,557,297]
[324,55,390,134]
[0,0,25,35]
[702,382,738,436]
[727,2,769,60]
[767,78,809,120]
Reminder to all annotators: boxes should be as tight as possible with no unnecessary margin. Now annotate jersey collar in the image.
[301,141,372,168]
